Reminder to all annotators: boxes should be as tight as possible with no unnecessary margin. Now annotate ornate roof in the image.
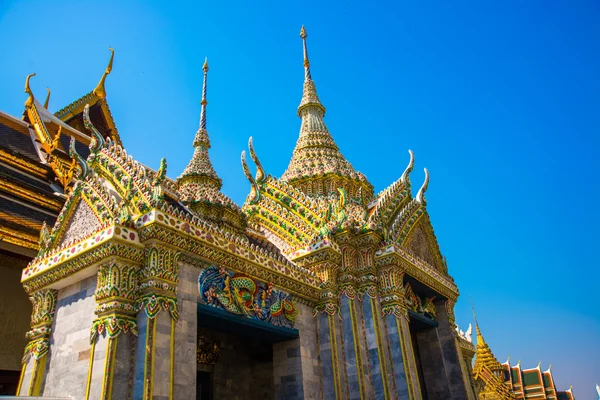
[53,48,121,145]
[281,26,373,199]
[177,59,245,231]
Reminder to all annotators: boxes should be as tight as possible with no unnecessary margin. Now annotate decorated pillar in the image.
[378,267,422,400]
[337,245,371,399]
[132,243,179,400]
[313,258,347,400]
[86,260,140,400]
[355,246,402,400]
[18,288,57,396]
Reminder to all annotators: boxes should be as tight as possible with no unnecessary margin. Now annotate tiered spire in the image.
[178,58,222,190]
[177,59,244,230]
[281,26,373,199]
[472,303,504,372]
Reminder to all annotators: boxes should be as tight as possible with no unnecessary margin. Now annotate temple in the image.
[467,309,575,400]
[0,26,572,399]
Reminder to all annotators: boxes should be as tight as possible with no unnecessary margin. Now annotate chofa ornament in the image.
[198,266,298,329]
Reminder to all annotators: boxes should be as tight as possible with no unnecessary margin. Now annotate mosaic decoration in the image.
[22,338,49,363]
[136,294,179,320]
[23,289,57,364]
[90,315,138,343]
[198,266,298,328]
[28,289,57,332]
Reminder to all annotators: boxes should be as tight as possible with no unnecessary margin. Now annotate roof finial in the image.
[400,150,415,185]
[416,168,429,204]
[44,87,51,109]
[200,57,209,130]
[93,47,114,99]
[470,296,484,344]
[24,73,36,107]
[300,25,311,80]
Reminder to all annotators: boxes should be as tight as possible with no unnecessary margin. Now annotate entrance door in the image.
[196,371,212,400]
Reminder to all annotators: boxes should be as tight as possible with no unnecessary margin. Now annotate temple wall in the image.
[43,275,97,398]
[0,264,31,372]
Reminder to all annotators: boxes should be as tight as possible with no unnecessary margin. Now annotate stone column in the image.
[18,288,57,396]
[132,244,179,400]
[86,260,140,400]
[378,266,423,400]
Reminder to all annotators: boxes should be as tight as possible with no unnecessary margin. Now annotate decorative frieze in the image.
[198,266,298,328]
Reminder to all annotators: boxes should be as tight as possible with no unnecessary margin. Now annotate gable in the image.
[57,198,102,246]
[404,216,446,273]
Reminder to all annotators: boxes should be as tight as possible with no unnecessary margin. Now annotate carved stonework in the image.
[404,282,436,320]
[197,336,220,365]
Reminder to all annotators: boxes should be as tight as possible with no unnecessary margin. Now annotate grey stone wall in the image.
[43,275,97,398]
[273,302,321,400]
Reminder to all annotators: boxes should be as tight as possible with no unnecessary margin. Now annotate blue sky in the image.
[1,0,599,396]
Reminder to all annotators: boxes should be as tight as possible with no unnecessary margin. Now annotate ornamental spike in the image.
[300,25,311,80]
[241,150,260,204]
[44,87,51,109]
[69,137,89,180]
[416,168,429,205]
[93,47,114,99]
[24,73,36,107]
[83,104,105,152]
[199,57,209,130]
[248,137,266,183]
[400,150,415,185]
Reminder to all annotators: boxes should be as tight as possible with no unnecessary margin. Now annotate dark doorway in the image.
[0,370,20,395]
[196,370,213,400]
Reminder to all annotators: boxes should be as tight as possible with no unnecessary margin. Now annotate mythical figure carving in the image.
[198,266,298,329]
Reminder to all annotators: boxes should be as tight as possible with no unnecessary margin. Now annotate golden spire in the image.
[282,26,373,198]
[24,73,36,107]
[297,25,324,115]
[178,57,222,190]
[199,57,209,130]
[93,47,114,99]
[300,25,311,80]
[44,87,51,109]
[471,298,503,372]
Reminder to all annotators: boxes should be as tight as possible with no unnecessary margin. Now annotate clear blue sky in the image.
[1,0,599,396]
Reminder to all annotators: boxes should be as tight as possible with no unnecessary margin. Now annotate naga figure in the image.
[198,266,297,328]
